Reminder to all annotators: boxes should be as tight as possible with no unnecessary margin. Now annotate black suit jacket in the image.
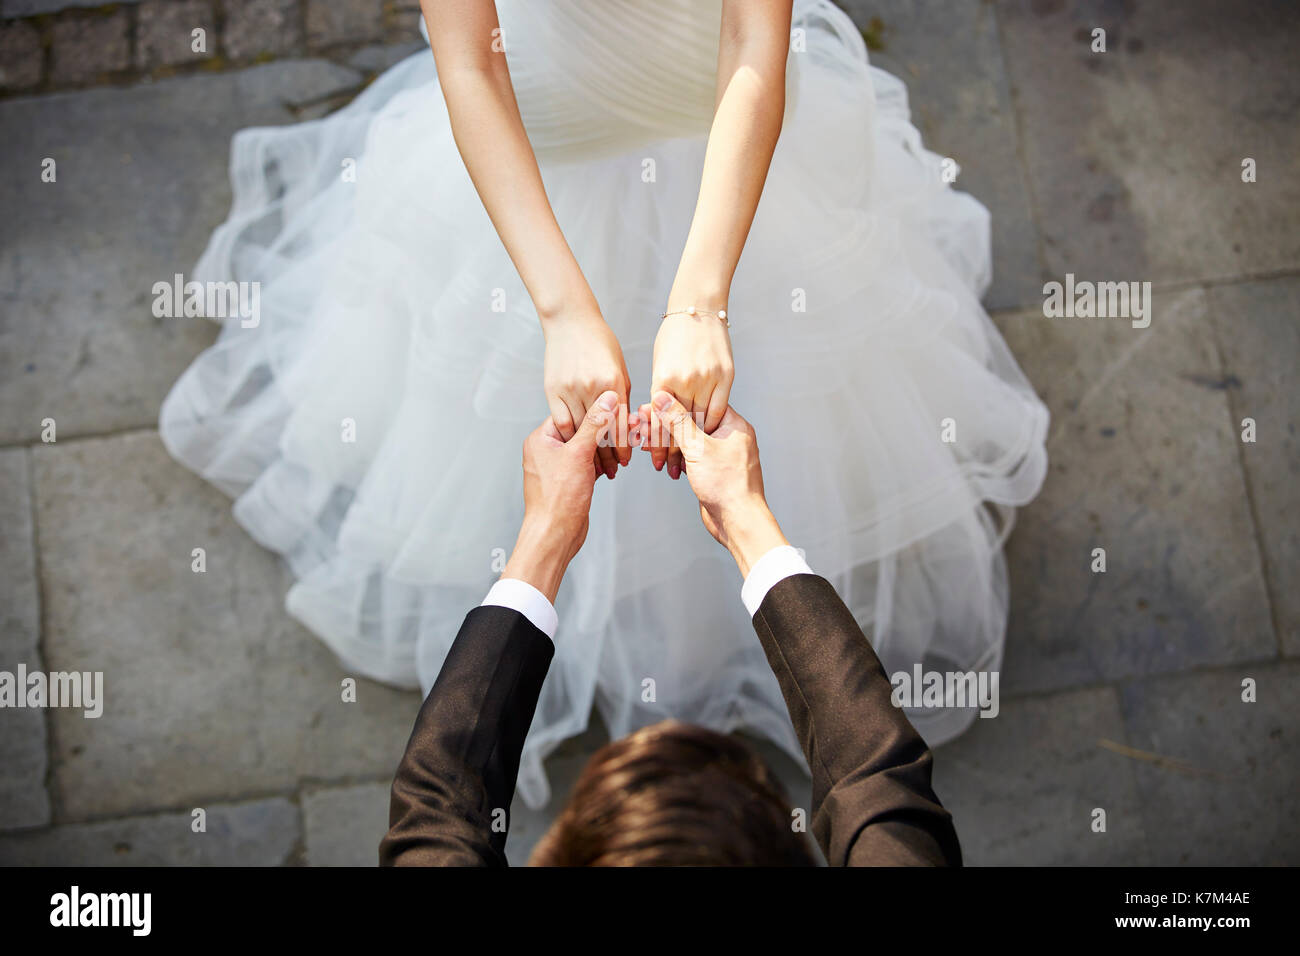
[379,573,961,866]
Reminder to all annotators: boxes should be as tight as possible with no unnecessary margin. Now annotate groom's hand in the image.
[642,391,789,577]
[502,390,622,601]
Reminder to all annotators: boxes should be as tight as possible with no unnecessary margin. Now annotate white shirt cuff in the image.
[481,578,559,640]
[741,545,814,617]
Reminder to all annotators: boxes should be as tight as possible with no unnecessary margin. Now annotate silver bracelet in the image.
[662,306,729,329]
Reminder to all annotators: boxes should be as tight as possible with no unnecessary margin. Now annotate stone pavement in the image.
[1,1,1297,866]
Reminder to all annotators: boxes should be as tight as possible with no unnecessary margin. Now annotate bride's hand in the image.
[649,310,734,479]
[543,310,632,479]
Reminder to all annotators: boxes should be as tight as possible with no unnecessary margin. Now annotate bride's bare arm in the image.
[650,0,793,477]
[680,0,792,316]
[421,0,631,473]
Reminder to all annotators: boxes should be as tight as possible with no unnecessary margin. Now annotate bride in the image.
[160,0,1048,807]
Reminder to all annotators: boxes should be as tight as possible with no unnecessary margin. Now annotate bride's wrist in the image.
[667,263,730,314]
[534,270,602,329]
[665,287,729,316]
[538,295,605,334]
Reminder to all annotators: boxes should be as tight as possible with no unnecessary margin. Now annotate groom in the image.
[379,391,961,866]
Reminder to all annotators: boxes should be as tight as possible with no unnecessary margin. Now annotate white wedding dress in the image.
[160,0,1049,807]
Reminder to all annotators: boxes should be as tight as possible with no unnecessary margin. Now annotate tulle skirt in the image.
[160,0,1049,806]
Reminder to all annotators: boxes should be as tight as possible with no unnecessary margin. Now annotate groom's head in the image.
[529,720,817,866]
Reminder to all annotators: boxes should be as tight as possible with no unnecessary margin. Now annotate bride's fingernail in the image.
[653,392,672,411]
[598,392,618,411]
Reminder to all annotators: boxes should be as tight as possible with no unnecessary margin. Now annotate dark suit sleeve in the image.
[379,604,554,867]
[751,573,962,867]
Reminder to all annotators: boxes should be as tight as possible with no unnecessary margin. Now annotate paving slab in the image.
[135,0,217,70]
[306,0,385,49]
[222,0,304,61]
[0,796,299,865]
[996,0,1300,285]
[0,447,50,830]
[0,19,42,92]
[1118,660,1300,865]
[994,287,1275,693]
[932,686,1148,865]
[302,781,390,867]
[1207,277,1300,657]
[0,60,363,445]
[3,0,135,14]
[31,430,421,821]
[838,0,1046,311]
[49,8,130,86]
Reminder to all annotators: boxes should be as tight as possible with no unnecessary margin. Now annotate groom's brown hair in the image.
[529,720,817,866]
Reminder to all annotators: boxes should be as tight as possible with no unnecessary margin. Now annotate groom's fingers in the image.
[651,391,704,456]
[634,403,660,457]
[642,406,658,450]
[614,384,634,467]
[594,416,618,480]
[623,407,641,461]
[645,396,670,471]
[666,395,694,481]
[679,388,715,480]
[614,400,633,468]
